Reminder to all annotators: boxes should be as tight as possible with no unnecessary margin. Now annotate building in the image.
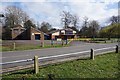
[11,25,26,40]
[49,28,77,40]
[10,25,44,40]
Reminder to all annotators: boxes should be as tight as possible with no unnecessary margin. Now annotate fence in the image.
[1,45,119,74]
[2,40,68,51]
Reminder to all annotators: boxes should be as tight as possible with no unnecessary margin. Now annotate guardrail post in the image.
[13,42,16,50]
[116,45,118,53]
[90,49,94,60]
[34,56,39,74]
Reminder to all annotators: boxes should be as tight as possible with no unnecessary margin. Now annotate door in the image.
[35,34,40,40]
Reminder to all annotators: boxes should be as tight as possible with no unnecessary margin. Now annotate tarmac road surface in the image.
[2,42,118,69]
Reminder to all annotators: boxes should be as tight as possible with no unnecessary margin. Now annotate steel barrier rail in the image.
[0,46,116,65]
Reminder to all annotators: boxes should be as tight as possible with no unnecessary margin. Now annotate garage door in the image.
[35,34,40,40]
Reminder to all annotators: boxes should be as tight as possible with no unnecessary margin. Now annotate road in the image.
[2,42,117,69]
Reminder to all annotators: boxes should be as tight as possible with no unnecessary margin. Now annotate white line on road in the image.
[94,47,115,51]
[38,50,90,60]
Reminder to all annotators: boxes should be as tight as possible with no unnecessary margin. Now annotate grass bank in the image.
[71,38,118,44]
[2,52,119,79]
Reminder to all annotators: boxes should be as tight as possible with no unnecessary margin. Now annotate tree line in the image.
[1,5,120,40]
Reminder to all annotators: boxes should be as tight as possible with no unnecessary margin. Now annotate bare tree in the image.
[61,11,73,28]
[110,16,118,25]
[5,6,29,28]
[61,11,79,30]
[72,15,79,29]
[83,16,89,27]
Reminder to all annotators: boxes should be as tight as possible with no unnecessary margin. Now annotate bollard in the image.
[90,49,94,60]
[41,42,44,47]
[13,42,15,50]
[34,56,39,74]
[42,42,44,47]
[51,40,53,45]
[116,45,118,53]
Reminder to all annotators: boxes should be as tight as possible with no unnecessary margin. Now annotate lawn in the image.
[2,52,119,79]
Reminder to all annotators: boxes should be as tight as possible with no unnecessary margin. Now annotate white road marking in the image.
[38,50,90,60]
[94,47,115,51]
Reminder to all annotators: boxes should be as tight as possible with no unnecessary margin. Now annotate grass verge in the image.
[2,44,70,52]
[2,52,119,79]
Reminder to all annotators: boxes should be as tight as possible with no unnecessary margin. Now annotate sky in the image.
[0,0,119,29]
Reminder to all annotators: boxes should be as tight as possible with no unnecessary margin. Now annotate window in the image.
[65,30,73,34]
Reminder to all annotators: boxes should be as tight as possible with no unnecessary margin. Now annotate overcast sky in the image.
[1,0,119,29]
